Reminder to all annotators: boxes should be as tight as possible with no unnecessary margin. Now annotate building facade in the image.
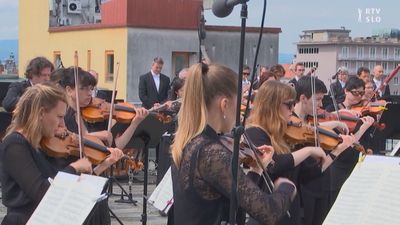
[20,0,281,102]
[295,28,400,94]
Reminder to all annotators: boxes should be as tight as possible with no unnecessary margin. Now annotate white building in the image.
[295,28,400,94]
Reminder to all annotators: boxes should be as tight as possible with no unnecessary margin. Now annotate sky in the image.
[0,0,398,54]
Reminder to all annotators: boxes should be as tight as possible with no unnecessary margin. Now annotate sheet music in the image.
[323,156,400,225]
[27,172,108,225]
[149,167,174,213]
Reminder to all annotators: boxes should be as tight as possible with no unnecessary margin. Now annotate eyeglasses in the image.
[350,90,365,96]
[243,72,250,75]
[283,100,296,110]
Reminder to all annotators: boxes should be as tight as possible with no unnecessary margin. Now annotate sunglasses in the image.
[283,100,296,110]
[350,90,365,96]
[243,72,250,75]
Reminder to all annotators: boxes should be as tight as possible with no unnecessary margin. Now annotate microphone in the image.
[212,0,249,18]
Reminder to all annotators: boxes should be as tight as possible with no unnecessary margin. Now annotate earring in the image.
[223,114,226,120]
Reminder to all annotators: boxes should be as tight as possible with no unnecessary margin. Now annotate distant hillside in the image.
[278,53,294,64]
[0,40,18,63]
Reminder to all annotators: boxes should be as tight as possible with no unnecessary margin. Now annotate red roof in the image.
[282,64,295,78]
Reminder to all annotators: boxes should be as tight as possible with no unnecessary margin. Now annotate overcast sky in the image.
[0,0,398,54]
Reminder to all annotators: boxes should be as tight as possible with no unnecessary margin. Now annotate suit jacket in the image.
[2,80,31,112]
[288,78,298,87]
[138,72,170,109]
[372,78,391,100]
[329,81,345,104]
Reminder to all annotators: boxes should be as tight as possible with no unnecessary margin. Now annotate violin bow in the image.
[242,131,274,193]
[310,76,321,148]
[73,51,84,159]
[107,62,120,134]
[375,64,400,97]
[327,78,341,121]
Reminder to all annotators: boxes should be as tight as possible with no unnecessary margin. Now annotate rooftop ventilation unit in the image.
[67,0,82,14]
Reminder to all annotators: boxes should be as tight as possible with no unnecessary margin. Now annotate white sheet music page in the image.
[27,172,108,225]
[149,167,173,213]
[323,155,400,225]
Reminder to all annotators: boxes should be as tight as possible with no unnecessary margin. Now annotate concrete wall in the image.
[203,31,279,73]
[126,28,280,103]
[127,28,199,102]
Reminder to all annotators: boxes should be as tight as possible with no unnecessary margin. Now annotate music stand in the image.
[112,113,168,225]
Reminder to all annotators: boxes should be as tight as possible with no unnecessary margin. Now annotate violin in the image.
[309,109,385,132]
[40,130,144,171]
[286,116,341,150]
[81,97,173,124]
[351,100,387,116]
[286,116,366,154]
[219,134,263,168]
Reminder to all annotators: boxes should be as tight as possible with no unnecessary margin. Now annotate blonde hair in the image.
[247,81,296,154]
[5,84,68,146]
[171,63,237,166]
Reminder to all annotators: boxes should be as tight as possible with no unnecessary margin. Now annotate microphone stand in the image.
[229,2,248,225]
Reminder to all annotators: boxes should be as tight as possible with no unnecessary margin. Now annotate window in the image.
[356,61,361,70]
[382,62,388,74]
[172,52,190,76]
[382,47,388,59]
[368,61,376,71]
[105,50,114,82]
[341,46,349,58]
[394,77,399,85]
[343,61,349,68]
[395,48,400,59]
[369,47,376,59]
[53,51,62,69]
[357,47,364,59]
[87,50,91,71]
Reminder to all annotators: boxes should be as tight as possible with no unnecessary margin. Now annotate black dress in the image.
[171,125,295,225]
[51,107,111,225]
[0,132,77,225]
[245,126,323,225]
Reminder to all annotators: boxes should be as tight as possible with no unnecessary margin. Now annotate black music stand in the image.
[112,113,168,225]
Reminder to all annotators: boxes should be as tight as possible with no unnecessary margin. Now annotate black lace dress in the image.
[245,126,323,225]
[0,132,77,225]
[171,125,295,225]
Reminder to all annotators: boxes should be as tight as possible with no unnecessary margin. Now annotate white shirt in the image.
[339,80,346,88]
[151,70,160,92]
[373,78,383,96]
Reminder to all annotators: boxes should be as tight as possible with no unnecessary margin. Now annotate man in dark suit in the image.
[372,65,391,100]
[288,62,305,87]
[329,66,348,104]
[139,57,170,109]
[2,57,54,112]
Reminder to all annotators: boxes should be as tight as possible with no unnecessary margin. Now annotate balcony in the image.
[338,54,400,61]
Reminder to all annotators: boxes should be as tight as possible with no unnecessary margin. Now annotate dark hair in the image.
[58,67,97,89]
[259,71,277,87]
[357,67,370,76]
[269,64,286,78]
[344,76,365,91]
[153,57,164,65]
[243,64,250,71]
[294,62,304,71]
[25,57,54,79]
[295,76,327,101]
[50,68,65,84]
[168,77,185,100]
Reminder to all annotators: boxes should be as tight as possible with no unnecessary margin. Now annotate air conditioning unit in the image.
[67,0,82,14]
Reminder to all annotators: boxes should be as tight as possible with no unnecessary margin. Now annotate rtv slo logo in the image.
[358,8,381,23]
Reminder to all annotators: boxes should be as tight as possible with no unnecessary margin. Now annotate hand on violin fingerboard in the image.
[131,107,149,125]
